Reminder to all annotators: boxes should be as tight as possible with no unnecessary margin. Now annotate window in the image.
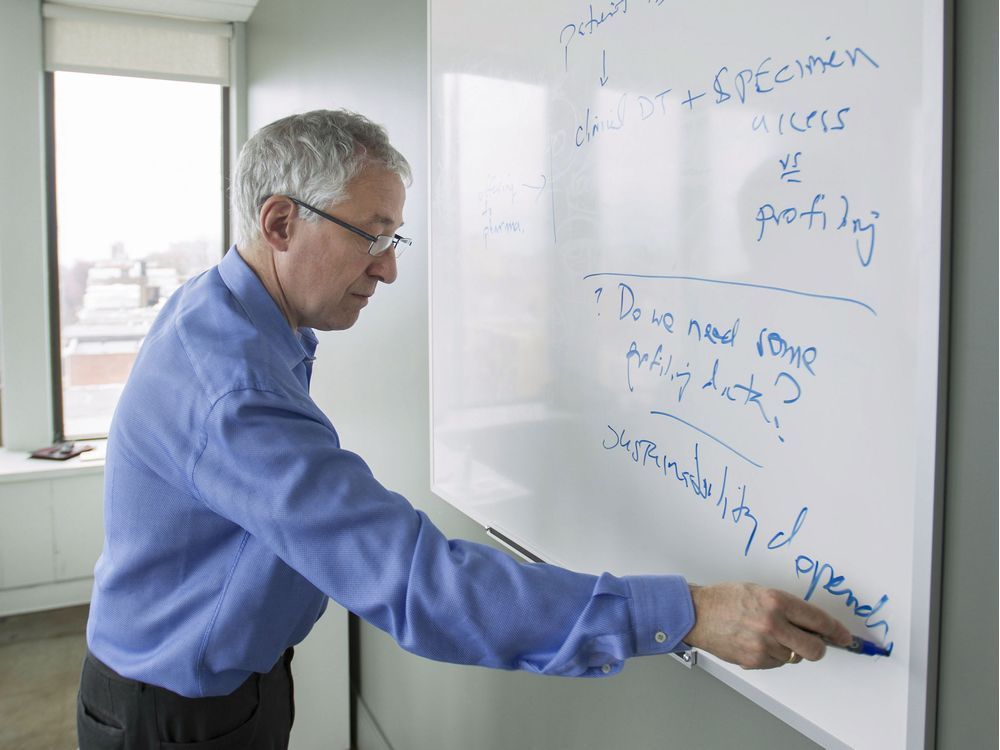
[50,71,227,438]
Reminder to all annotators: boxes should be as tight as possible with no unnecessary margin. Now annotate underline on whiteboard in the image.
[649,410,763,469]
[582,273,877,316]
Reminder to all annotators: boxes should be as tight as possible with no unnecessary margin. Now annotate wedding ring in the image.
[787,651,803,664]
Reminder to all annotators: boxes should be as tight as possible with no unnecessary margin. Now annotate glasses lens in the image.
[370,235,395,257]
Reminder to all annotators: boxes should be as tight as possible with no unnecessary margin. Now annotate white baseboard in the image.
[0,577,93,617]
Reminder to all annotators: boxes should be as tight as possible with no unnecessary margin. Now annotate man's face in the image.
[277,165,406,331]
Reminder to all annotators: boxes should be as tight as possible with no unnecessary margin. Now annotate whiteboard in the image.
[428,2,945,748]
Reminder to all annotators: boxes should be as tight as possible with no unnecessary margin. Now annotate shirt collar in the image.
[218,246,317,371]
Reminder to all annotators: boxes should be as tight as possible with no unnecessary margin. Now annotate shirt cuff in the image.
[625,575,695,655]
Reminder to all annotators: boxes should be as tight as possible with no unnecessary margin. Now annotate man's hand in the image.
[682,583,853,669]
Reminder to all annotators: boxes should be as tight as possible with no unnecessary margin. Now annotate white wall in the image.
[0,0,55,450]
[0,467,103,616]
[0,1,105,622]
[246,6,430,499]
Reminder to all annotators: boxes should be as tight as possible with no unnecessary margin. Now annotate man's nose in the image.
[367,249,398,284]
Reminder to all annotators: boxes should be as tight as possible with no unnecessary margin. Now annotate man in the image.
[78,109,851,749]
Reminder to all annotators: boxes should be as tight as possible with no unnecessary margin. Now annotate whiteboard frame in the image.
[917,2,954,748]
[425,2,954,746]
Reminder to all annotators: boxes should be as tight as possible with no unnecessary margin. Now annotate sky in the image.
[54,71,224,266]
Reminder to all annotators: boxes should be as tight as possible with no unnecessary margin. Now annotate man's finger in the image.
[781,595,852,646]
[775,620,828,661]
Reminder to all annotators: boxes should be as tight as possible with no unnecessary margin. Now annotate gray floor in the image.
[0,604,88,750]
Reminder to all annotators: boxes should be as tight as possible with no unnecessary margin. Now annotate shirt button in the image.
[655,631,668,644]
[601,664,612,674]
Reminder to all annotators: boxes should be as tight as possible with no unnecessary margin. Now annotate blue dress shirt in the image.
[87,247,695,697]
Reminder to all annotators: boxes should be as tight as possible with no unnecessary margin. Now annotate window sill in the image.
[0,440,106,484]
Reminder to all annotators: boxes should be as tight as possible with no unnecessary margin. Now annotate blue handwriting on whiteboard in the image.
[567,37,876,150]
[795,554,894,648]
[767,506,808,550]
[618,325,806,445]
[559,0,629,71]
[585,273,877,316]
[477,175,519,207]
[482,207,524,247]
[617,282,680,329]
[712,38,879,106]
[602,428,760,554]
[754,193,881,269]
[575,95,629,147]
[700,358,802,443]
[756,327,818,374]
[688,317,740,346]
[602,424,817,555]
[625,340,690,399]
[753,108,851,136]
[779,151,803,183]
[602,422,893,642]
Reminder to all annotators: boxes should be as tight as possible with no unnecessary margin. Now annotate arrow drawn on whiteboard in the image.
[521,175,547,199]
[600,49,609,86]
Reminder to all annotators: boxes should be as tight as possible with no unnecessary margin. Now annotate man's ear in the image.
[258,196,296,252]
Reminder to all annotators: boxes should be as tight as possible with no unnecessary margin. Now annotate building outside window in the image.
[51,71,226,438]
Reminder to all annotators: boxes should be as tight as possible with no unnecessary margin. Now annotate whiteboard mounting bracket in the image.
[671,650,697,669]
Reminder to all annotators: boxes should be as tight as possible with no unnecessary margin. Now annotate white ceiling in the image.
[50,0,260,22]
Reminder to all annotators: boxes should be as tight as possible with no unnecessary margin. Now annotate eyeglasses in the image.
[288,197,412,258]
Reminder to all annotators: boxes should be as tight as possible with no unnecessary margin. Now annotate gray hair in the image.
[231,109,412,246]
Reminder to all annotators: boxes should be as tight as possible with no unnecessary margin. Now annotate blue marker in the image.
[830,636,892,657]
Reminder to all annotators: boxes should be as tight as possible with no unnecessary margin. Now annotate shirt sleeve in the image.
[191,387,695,677]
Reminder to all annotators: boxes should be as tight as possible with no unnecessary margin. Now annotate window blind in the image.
[43,3,232,85]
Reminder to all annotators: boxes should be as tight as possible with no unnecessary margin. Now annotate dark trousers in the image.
[77,649,294,749]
